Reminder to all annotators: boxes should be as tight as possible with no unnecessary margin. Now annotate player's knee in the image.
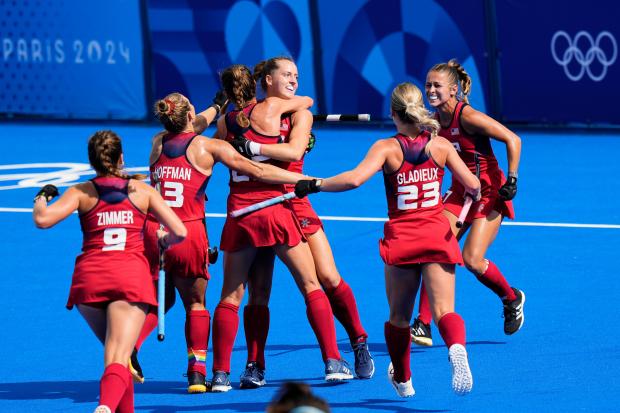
[463,252,485,274]
[317,271,341,291]
[433,308,454,323]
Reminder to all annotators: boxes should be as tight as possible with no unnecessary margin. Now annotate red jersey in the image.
[383,131,444,220]
[80,177,146,254]
[67,176,156,308]
[224,103,291,207]
[437,101,499,174]
[379,132,461,266]
[150,132,209,222]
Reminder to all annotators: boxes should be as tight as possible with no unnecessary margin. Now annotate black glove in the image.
[231,135,254,159]
[211,90,228,111]
[34,184,59,202]
[295,179,322,198]
[498,176,517,200]
[208,246,219,264]
[305,131,316,154]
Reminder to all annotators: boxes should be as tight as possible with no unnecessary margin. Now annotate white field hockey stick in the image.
[229,192,297,218]
[313,114,370,122]
[456,154,481,229]
[456,196,473,228]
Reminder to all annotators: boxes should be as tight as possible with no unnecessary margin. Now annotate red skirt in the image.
[379,213,463,266]
[290,196,323,236]
[221,199,304,252]
[67,250,156,309]
[444,167,514,224]
[144,219,210,280]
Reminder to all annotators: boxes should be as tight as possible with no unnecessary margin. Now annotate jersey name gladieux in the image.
[397,168,439,185]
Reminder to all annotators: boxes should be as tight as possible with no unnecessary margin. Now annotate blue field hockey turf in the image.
[1,123,619,412]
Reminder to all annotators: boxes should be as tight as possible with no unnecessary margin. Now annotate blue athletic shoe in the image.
[239,362,266,389]
[325,358,354,381]
[210,371,232,392]
[353,340,375,379]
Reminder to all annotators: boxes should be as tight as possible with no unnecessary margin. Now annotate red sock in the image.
[325,279,367,343]
[477,260,516,301]
[384,322,411,383]
[99,363,129,411]
[212,302,239,373]
[437,312,466,347]
[417,282,433,325]
[244,305,269,370]
[305,289,340,361]
[116,368,134,413]
[186,309,210,375]
[134,309,158,351]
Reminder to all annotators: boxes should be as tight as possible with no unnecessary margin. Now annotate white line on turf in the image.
[4,207,619,229]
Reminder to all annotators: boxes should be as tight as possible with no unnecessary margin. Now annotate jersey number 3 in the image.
[397,182,440,210]
[162,181,185,207]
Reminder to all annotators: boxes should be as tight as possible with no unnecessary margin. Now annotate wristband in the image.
[210,104,221,113]
[249,141,262,156]
[315,179,323,191]
[508,171,518,179]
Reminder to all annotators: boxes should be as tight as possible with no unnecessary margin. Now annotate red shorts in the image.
[67,251,156,309]
[290,196,323,236]
[144,219,210,280]
[379,213,463,266]
[443,168,515,224]
[220,200,304,252]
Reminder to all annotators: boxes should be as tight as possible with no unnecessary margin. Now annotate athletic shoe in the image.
[211,371,232,392]
[128,348,145,384]
[448,344,473,395]
[239,362,266,389]
[503,288,526,335]
[187,371,207,393]
[352,340,375,379]
[93,406,112,413]
[410,318,433,346]
[324,358,354,381]
[387,362,415,397]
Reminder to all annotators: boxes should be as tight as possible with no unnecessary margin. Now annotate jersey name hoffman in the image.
[153,166,192,181]
[97,210,134,226]
[396,168,439,185]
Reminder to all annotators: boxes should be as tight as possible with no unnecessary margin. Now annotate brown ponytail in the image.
[88,130,146,180]
[154,92,191,133]
[221,64,256,129]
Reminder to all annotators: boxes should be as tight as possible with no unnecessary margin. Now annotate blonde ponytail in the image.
[391,83,439,134]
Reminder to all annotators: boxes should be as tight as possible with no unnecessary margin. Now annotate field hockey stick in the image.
[229,191,296,218]
[151,175,166,341]
[157,238,165,341]
[456,196,473,228]
[313,114,371,122]
[456,154,481,229]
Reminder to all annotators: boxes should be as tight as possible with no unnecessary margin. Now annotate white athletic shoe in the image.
[93,406,112,413]
[448,344,473,395]
[387,362,415,397]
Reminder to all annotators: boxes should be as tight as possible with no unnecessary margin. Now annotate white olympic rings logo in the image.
[551,31,617,81]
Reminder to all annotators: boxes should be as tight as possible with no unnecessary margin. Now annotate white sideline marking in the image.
[4,207,619,229]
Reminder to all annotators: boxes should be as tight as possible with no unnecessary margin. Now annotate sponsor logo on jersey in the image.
[451,128,459,135]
